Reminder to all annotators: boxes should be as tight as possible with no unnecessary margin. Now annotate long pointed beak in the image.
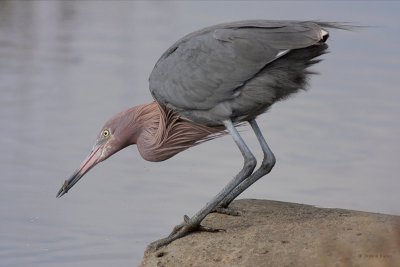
[56,145,103,198]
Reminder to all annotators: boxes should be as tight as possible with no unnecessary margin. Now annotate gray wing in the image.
[149,20,330,112]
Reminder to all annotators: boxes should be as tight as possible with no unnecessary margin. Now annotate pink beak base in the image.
[56,145,102,198]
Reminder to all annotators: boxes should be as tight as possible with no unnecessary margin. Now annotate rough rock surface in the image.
[140,199,400,267]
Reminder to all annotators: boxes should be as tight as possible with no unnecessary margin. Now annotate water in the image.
[1,1,399,266]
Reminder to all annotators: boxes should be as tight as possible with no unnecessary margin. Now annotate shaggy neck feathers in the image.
[128,102,222,162]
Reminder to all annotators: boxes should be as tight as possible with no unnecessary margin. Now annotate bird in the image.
[57,20,351,249]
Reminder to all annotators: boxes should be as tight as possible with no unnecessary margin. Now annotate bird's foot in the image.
[169,215,223,235]
[146,215,224,252]
[213,206,242,216]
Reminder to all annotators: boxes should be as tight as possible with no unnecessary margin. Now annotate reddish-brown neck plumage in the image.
[126,102,223,162]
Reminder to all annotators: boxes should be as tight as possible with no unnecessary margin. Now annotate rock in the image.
[140,199,400,267]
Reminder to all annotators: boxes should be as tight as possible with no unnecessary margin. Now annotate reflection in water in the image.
[1,1,399,266]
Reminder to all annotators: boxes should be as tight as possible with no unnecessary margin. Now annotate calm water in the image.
[1,1,399,266]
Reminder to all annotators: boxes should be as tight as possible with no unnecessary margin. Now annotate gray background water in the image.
[1,1,399,266]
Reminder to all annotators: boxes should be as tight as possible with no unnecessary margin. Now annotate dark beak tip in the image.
[56,180,69,198]
[56,188,65,198]
[56,190,64,198]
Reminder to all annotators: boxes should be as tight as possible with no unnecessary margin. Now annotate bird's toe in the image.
[213,206,243,216]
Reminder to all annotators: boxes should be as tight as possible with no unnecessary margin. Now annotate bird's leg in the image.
[218,119,276,209]
[147,120,256,251]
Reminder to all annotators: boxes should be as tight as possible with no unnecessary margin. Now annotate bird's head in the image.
[56,108,139,198]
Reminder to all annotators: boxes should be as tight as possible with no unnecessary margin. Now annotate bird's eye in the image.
[102,129,110,138]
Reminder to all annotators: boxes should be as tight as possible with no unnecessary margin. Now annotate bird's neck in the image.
[131,102,223,162]
[122,102,161,146]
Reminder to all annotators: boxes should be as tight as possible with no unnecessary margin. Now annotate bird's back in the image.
[149,20,345,125]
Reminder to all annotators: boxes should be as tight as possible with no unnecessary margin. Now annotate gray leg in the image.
[218,119,276,208]
[148,119,256,250]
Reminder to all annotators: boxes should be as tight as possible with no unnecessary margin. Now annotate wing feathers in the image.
[149,20,348,117]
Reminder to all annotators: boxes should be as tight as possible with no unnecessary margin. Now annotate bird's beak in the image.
[56,144,103,198]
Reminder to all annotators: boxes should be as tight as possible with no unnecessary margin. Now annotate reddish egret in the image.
[57,20,350,249]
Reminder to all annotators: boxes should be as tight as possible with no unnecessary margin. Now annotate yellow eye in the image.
[102,129,110,138]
